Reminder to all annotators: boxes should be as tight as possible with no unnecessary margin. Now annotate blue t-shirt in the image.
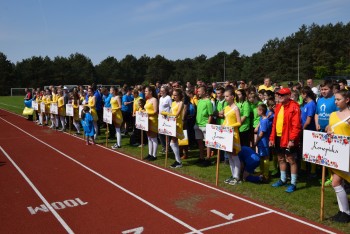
[81,113,95,137]
[94,90,103,111]
[238,146,261,166]
[301,100,316,130]
[121,94,134,112]
[316,96,338,131]
[266,109,274,126]
[257,117,271,148]
[103,93,112,108]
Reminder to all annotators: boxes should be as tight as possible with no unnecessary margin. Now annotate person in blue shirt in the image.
[238,146,265,183]
[81,106,96,145]
[300,86,318,177]
[93,84,103,135]
[121,87,134,135]
[253,104,272,180]
[315,81,338,132]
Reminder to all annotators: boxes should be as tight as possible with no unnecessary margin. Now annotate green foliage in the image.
[1,22,350,92]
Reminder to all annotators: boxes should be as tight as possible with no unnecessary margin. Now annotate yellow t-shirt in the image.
[258,85,274,91]
[276,106,284,137]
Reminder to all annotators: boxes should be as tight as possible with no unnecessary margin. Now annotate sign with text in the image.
[135,111,148,131]
[303,130,350,172]
[205,124,234,152]
[32,101,38,111]
[50,103,58,114]
[65,104,74,117]
[103,107,112,124]
[40,102,45,113]
[158,114,176,137]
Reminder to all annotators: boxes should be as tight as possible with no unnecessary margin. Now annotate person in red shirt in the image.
[269,88,301,193]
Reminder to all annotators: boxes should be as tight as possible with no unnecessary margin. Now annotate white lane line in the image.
[0,103,23,109]
[0,146,74,234]
[186,211,273,234]
[0,116,201,234]
[0,109,337,234]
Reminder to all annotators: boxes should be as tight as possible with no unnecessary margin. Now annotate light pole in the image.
[297,43,300,83]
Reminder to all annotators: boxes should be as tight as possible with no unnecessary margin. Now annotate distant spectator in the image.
[338,78,348,90]
[258,77,274,91]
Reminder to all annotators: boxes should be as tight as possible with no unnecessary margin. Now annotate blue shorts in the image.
[258,147,269,157]
[245,161,260,174]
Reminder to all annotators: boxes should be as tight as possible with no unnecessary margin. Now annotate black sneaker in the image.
[143,154,152,160]
[201,160,212,166]
[148,156,157,161]
[170,161,182,168]
[331,211,350,223]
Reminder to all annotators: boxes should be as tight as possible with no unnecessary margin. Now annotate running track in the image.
[0,109,340,233]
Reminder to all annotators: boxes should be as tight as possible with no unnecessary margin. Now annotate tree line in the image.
[0,22,349,95]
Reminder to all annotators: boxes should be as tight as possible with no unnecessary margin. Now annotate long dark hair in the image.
[145,86,157,99]
[301,86,316,102]
[81,106,90,119]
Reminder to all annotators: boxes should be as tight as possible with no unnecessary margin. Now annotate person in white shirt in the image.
[158,86,172,154]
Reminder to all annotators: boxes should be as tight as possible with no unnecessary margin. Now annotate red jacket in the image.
[269,100,301,147]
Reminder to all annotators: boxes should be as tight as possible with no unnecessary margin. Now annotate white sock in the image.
[93,122,98,139]
[334,185,350,214]
[151,137,158,157]
[60,116,65,129]
[232,156,241,179]
[73,121,80,133]
[170,142,181,163]
[115,128,121,147]
[148,137,153,155]
[55,116,59,127]
[39,115,43,124]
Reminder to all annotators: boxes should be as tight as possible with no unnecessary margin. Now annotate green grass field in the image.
[1,96,349,233]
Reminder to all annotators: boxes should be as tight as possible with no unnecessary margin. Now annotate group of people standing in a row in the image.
[27,77,350,223]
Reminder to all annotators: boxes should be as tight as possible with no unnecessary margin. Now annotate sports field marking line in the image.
[0,103,23,109]
[0,146,74,234]
[186,210,273,234]
[0,109,338,234]
[0,116,202,234]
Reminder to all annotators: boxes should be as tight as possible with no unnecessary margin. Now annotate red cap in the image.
[276,88,291,95]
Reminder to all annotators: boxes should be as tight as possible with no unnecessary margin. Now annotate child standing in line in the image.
[81,106,96,145]
[254,104,272,181]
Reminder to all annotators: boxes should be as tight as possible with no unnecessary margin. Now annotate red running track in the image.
[0,109,341,233]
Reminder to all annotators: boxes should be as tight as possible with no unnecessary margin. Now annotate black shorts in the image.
[275,137,296,155]
[122,111,132,123]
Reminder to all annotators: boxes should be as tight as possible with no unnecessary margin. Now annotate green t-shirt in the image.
[216,99,228,125]
[196,98,213,127]
[236,100,250,132]
[250,101,262,128]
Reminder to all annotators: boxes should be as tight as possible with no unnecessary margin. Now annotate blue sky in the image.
[1,0,349,65]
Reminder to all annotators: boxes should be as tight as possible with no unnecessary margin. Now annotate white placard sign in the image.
[103,107,112,124]
[50,103,58,114]
[40,102,45,113]
[32,101,38,111]
[303,130,350,172]
[158,114,176,137]
[205,124,234,152]
[65,104,74,117]
[135,111,148,131]
[78,105,84,118]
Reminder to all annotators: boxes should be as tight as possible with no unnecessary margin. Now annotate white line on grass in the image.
[0,109,338,234]
[0,146,74,234]
[0,103,23,109]
[0,116,202,234]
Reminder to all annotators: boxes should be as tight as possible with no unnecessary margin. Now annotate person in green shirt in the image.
[236,89,251,147]
[194,86,213,165]
[214,87,227,125]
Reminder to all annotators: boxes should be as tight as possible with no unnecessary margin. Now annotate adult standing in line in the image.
[72,90,81,135]
[327,90,350,223]
[50,87,58,129]
[93,84,103,136]
[110,87,123,149]
[121,87,134,136]
[258,77,274,92]
[86,87,98,140]
[158,86,172,154]
[269,88,301,193]
[143,86,159,161]
[24,88,33,120]
[194,86,213,166]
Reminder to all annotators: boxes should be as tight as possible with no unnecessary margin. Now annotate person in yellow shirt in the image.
[50,87,58,129]
[72,90,81,135]
[110,87,123,149]
[327,90,350,223]
[86,87,98,139]
[258,77,274,91]
[57,89,66,131]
